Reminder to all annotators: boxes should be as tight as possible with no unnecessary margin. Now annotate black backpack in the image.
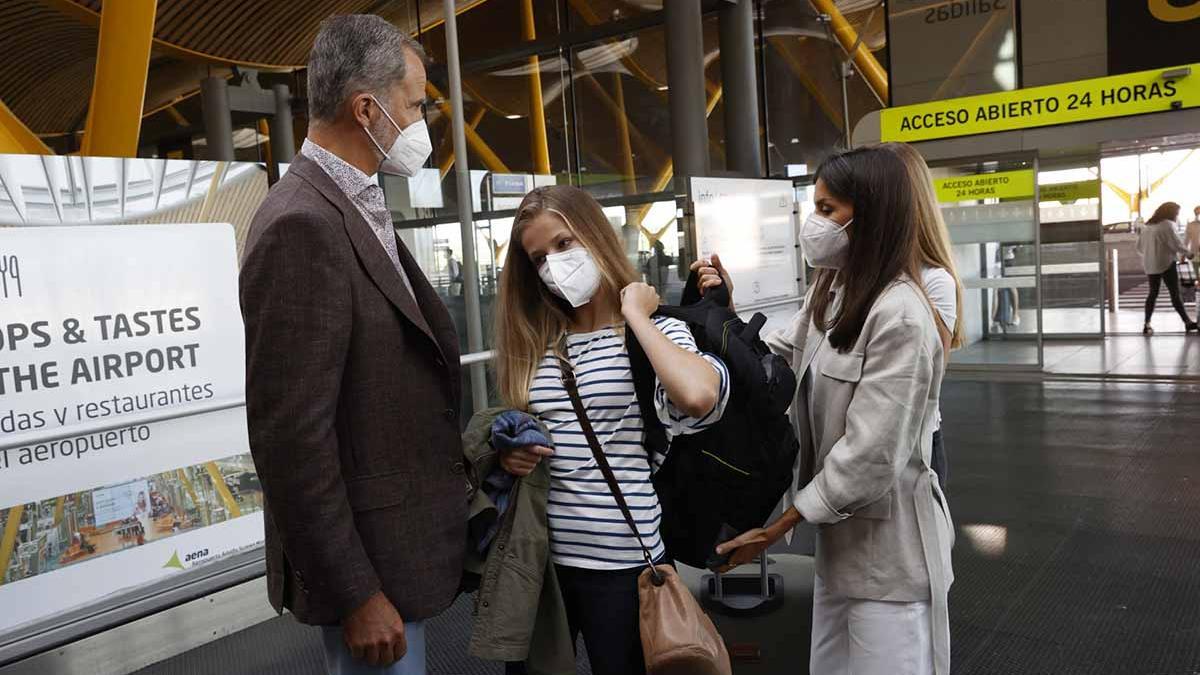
[627,273,800,569]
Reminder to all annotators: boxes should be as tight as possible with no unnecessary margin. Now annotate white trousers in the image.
[810,575,934,675]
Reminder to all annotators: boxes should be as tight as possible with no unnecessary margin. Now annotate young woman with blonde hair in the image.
[700,143,955,675]
[493,184,730,675]
[888,142,964,491]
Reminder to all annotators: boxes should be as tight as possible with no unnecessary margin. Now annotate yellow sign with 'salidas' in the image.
[882,62,1199,143]
[933,169,1034,202]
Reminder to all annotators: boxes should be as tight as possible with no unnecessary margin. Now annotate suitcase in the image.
[677,552,816,675]
[1179,260,1196,288]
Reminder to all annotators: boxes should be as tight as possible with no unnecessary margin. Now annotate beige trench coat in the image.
[767,277,955,675]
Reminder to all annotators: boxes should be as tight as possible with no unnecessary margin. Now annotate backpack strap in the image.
[626,325,669,456]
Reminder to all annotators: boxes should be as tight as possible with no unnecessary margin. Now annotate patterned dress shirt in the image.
[300,138,415,299]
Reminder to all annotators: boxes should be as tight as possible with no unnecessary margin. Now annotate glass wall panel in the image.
[760,1,885,176]
[566,0,654,30]
[1038,161,1103,336]
[931,156,1043,369]
[887,0,1018,105]
[570,25,670,199]
[418,0,563,64]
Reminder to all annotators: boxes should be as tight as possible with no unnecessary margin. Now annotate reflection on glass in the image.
[761,1,885,175]
[571,26,671,198]
[0,155,268,256]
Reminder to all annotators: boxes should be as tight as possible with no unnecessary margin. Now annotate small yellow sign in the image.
[934,169,1034,203]
[1039,180,1101,203]
[882,62,1200,143]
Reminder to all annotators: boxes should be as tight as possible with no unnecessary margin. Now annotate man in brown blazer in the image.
[239,15,464,675]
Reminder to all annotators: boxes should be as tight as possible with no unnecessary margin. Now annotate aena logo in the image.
[1149,0,1200,22]
[0,254,21,300]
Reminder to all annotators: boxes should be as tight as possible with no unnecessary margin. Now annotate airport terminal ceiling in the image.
[0,0,887,184]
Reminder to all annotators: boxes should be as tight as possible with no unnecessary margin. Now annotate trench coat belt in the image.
[914,466,953,675]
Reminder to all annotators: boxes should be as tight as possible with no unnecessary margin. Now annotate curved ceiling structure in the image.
[0,0,885,166]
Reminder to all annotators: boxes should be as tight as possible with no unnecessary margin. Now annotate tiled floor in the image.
[138,380,1200,675]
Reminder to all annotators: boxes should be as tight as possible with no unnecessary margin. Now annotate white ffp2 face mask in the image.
[800,212,852,269]
[538,247,602,308]
[364,95,433,177]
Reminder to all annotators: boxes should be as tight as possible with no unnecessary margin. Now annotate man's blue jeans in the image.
[321,620,426,675]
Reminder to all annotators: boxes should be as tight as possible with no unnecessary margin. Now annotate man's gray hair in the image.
[307,14,428,123]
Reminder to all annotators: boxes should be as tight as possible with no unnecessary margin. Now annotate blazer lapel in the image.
[290,155,440,349]
[394,236,455,368]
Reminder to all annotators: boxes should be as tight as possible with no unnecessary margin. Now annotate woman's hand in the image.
[499,445,554,476]
[713,507,802,572]
[621,282,660,321]
[689,253,734,309]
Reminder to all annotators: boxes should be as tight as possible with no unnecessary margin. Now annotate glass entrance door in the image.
[929,154,1044,371]
[1037,155,1105,338]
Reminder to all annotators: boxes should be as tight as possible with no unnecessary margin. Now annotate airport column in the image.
[269,84,296,164]
[443,0,489,411]
[200,77,236,161]
[665,0,710,178]
[719,0,764,176]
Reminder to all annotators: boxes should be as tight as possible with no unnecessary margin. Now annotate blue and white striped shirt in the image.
[529,316,730,570]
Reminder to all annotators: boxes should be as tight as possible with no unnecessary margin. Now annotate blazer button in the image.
[444,408,457,421]
[451,460,465,475]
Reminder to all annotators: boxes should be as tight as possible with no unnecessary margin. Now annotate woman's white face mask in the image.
[538,246,602,308]
[800,213,852,269]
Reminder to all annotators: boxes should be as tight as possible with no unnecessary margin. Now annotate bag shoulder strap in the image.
[556,343,662,580]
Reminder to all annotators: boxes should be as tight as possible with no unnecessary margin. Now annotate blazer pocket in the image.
[821,350,865,383]
[346,471,414,512]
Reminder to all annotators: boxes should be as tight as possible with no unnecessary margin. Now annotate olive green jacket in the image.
[463,408,574,675]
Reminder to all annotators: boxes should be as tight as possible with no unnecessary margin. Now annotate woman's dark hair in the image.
[807,145,925,352]
[1148,202,1180,224]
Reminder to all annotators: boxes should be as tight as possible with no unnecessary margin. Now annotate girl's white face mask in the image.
[800,213,852,269]
[538,246,602,308]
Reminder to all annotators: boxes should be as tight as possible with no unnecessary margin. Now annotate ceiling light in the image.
[1149,146,1160,151]
[657,85,669,91]
[790,137,800,144]
[505,114,523,120]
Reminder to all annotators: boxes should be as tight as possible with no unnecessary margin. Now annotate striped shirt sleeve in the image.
[650,317,731,439]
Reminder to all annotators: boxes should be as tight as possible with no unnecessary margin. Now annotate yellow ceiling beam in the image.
[0,99,53,155]
[80,0,157,158]
[520,0,552,175]
[427,81,511,173]
[440,106,488,179]
[808,0,889,103]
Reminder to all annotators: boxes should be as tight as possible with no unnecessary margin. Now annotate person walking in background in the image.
[891,143,964,493]
[1136,202,1197,335]
[240,16,464,675]
[1187,206,1200,291]
[700,144,954,675]
[444,248,464,297]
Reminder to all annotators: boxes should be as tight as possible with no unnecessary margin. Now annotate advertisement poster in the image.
[0,224,263,634]
[691,177,801,311]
